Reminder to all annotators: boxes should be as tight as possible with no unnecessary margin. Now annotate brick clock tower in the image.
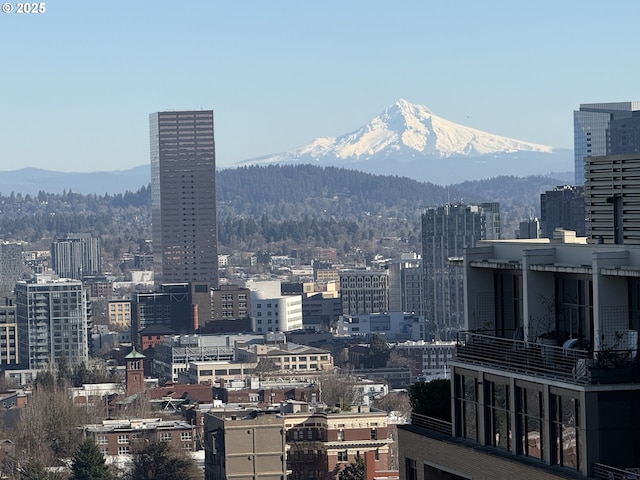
[125,348,146,396]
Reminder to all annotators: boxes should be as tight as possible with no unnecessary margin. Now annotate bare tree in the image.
[318,371,361,410]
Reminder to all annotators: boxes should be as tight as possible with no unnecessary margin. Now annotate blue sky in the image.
[1,1,639,172]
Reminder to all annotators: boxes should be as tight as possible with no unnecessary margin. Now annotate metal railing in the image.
[455,331,640,385]
[455,331,590,384]
[410,412,452,436]
[593,463,640,479]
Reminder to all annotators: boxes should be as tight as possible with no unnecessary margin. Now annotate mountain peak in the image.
[237,99,568,184]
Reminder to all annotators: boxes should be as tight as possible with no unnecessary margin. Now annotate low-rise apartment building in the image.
[82,418,197,456]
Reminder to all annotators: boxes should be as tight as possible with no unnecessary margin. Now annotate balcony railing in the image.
[410,413,452,436]
[455,332,640,385]
[593,463,640,479]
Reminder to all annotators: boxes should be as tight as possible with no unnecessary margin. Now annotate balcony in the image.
[410,413,452,436]
[455,332,640,386]
[593,463,640,479]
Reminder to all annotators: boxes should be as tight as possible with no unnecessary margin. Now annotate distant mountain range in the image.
[0,166,150,195]
[237,99,572,184]
[0,100,573,194]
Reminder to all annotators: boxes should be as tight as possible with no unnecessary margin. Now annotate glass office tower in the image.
[574,102,640,186]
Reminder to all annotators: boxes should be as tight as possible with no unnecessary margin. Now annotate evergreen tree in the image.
[338,454,365,480]
[70,439,113,480]
[18,459,49,480]
[409,379,451,421]
[126,440,200,480]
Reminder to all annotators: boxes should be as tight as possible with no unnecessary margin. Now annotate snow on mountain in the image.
[243,99,553,163]
[238,99,569,184]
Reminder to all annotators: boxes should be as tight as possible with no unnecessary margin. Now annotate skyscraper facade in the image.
[149,110,218,287]
[539,185,585,238]
[574,102,640,186]
[15,274,91,370]
[50,233,101,280]
[0,242,22,295]
[421,203,500,339]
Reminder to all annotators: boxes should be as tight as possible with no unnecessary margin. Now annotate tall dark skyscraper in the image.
[149,110,218,287]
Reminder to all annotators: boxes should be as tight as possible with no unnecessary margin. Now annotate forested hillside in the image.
[0,165,567,266]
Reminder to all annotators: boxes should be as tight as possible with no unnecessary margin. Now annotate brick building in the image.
[82,418,197,456]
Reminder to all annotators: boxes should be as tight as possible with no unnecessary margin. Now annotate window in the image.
[160,432,171,442]
[485,381,510,450]
[337,430,344,441]
[117,434,129,444]
[370,429,377,440]
[181,431,192,441]
[516,386,543,460]
[96,435,108,445]
[550,393,579,470]
[337,451,348,462]
[118,446,130,455]
[405,458,417,480]
[454,373,478,442]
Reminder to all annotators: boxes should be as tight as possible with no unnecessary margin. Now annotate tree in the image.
[409,379,451,421]
[70,439,113,480]
[126,440,200,480]
[253,357,278,379]
[364,334,390,368]
[318,371,361,410]
[338,454,365,480]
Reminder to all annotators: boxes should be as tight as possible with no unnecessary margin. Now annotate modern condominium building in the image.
[50,233,101,280]
[421,203,500,339]
[15,274,91,370]
[149,110,218,287]
[399,234,640,479]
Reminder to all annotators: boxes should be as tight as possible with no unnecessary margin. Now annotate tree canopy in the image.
[69,439,113,480]
[409,379,451,421]
[126,440,200,480]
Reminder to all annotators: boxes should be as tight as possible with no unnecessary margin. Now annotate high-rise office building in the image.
[149,110,218,287]
[15,274,91,370]
[386,255,424,316]
[50,233,101,280]
[421,203,500,339]
[0,242,22,295]
[574,102,640,186]
[540,185,585,238]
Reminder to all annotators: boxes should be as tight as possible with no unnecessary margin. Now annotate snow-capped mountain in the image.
[238,99,571,184]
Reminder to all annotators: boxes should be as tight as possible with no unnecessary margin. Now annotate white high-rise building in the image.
[247,280,303,333]
[15,274,90,369]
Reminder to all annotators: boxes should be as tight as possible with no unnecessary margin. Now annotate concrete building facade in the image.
[204,410,288,480]
[399,236,640,479]
[339,269,389,316]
